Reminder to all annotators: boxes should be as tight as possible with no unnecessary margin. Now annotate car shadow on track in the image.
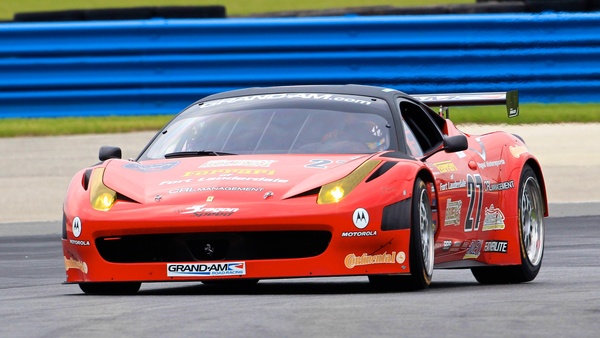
[132,279,479,296]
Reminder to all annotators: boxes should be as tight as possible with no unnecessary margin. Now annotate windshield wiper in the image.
[164,150,236,158]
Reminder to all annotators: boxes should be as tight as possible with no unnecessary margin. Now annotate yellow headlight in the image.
[317,160,381,204]
[89,168,117,211]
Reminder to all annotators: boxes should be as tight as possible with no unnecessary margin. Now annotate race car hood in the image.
[101,154,377,205]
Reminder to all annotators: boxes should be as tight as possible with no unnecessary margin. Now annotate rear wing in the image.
[411,90,519,119]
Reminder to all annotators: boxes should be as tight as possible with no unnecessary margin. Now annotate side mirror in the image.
[443,135,468,153]
[99,146,122,161]
[421,134,468,161]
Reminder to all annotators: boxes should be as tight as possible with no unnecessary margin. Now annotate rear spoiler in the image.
[411,90,519,118]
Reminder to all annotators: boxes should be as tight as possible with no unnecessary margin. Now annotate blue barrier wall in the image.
[1,12,599,118]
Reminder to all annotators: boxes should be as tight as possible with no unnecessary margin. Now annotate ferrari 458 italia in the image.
[62,84,547,294]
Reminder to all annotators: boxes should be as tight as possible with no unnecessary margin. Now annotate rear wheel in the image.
[369,178,434,291]
[79,282,141,295]
[471,164,545,284]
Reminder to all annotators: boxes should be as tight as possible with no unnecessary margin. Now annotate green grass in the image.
[2,104,598,138]
[0,0,473,20]
[1,1,597,136]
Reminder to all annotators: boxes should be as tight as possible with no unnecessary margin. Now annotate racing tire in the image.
[79,282,141,295]
[369,178,434,291]
[471,164,545,284]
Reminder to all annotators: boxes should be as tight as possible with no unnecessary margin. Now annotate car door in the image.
[397,100,488,265]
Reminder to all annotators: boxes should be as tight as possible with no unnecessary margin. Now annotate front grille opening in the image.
[96,230,332,263]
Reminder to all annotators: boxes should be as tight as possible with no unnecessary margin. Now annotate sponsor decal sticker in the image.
[167,262,246,277]
[123,161,179,172]
[444,199,462,226]
[352,208,369,229]
[477,159,505,170]
[443,240,452,250]
[195,176,288,183]
[184,168,276,176]
[463,240,484,259]
[341,231,377,237]
[344,251,405,269]
[485,180,514,192]
[199,160,276,168]
[200,93,373,108]
[484,240,508,253]
[509,145,528,158]
[64,257,88,274]
[440,179,467,191]
[168,187,264,194]
[433,160,458,173]
[482,204,506,231]
[69,239,90,246]
[72,217,82,238]
[181,205,239,217]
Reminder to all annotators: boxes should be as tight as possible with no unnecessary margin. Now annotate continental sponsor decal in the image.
[64,256,88,274]
[444,199,462,226]
[167,262,246,277]
[509,145,528,158]
[482,204,506,231]
[199,160,276,168]
[463,240,483,259]
[433,160,458,173]
[344,251,405,269]
[183,168,276,176]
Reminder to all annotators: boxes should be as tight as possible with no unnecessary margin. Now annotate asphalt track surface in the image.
[1,216,598,337]
[1,124,599,336]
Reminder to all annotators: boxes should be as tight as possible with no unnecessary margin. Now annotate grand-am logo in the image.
[200,93,373,108]
[344,251,405,269]
[482,204,506,231]
[167,262,246,277]
[181,205,239,217]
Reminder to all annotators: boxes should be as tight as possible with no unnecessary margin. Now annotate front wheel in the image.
[79,282,141,295]
[369,178,434,291]
[471,164,545,284]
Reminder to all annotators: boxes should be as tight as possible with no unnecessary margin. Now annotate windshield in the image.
[141,93,394,160]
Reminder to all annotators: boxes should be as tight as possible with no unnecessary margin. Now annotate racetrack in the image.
[1,216,598,336]
[1,124,599,336]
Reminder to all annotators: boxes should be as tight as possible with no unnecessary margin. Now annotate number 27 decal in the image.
[465,174,483,232]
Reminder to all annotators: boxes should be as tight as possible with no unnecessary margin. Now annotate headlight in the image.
[317,160,381,204]
[89,168,117,211]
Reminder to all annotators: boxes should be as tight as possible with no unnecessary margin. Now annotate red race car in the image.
[62,85,547,294]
